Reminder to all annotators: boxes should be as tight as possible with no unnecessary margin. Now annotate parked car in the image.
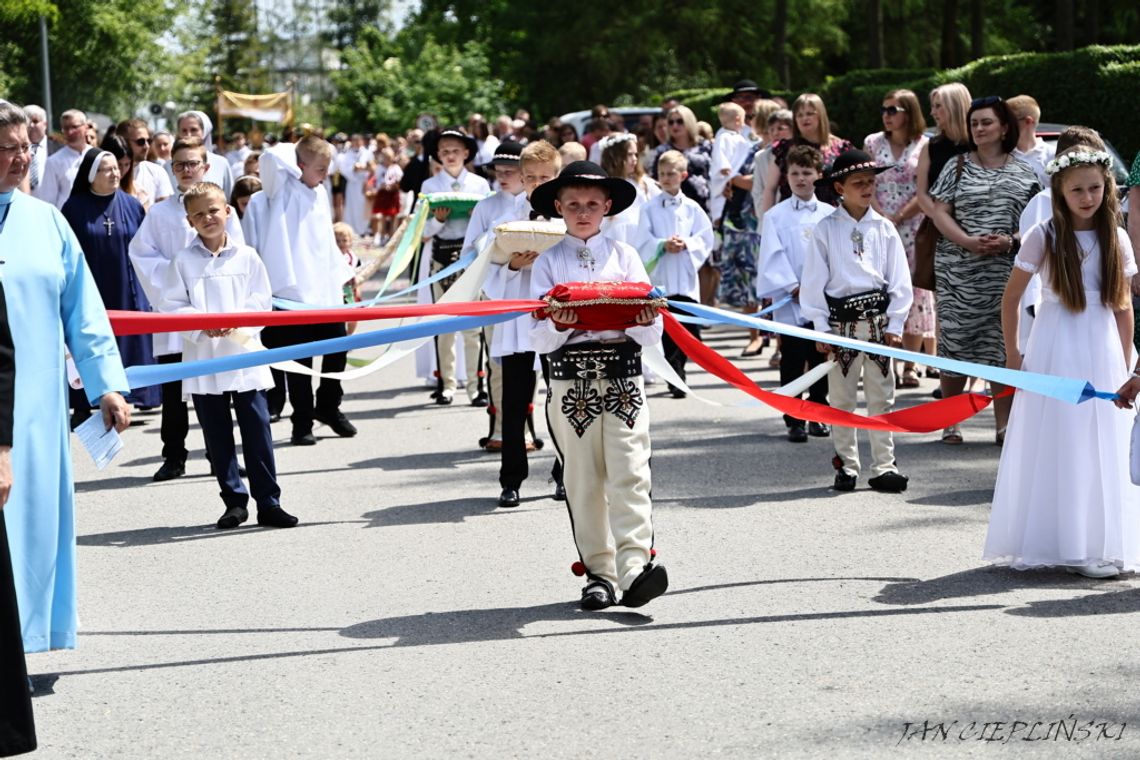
[558,107,662,141]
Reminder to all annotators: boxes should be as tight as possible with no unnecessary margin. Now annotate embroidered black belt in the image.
[549,341,642,381]
[826,288,889,323]
[431,237,465,291]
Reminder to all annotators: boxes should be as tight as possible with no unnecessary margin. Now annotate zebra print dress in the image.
[930,156,1040,373]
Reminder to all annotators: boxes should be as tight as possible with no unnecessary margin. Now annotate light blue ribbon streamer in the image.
[670,300,1114,404]
[125,312,518,388]
[671,295,792,328]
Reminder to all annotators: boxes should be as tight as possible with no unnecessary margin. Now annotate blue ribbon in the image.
[671,300,1114,404]
[125,312,518,388]
[670,296,792,329]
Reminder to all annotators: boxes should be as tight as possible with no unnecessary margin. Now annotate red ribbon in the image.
[108,300,546,336]
[661,311,1003,433]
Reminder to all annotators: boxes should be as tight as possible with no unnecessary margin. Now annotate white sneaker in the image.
[1066,561,1120,579]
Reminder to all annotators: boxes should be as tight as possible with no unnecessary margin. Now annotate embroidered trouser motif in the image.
[827,318,897,478]
[833,314,891,377]
[547,375,653,590]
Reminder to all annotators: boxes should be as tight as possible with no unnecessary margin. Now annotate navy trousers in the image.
[192,390,280,511]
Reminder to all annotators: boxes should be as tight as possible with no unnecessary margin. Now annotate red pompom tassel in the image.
[570,561,586,577]
[650,548,657,559]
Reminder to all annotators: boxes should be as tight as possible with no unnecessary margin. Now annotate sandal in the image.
[925,367,941,379]
[941,425,963,444]
[995,427,1007,447]
[741,339,764,358]
[768,351,781,368]
[901,368,921,388]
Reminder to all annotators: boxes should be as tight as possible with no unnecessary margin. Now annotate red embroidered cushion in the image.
[536,281,664,331]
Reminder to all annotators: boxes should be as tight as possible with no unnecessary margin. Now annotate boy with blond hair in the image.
[1007,95,1055,186]
[709,101,751,222]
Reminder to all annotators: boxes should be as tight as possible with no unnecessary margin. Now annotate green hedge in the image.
[664,46,1140,163]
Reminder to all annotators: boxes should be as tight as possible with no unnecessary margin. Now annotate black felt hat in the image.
[489,140,523,166]
[816,148,891,187]
[529,160,637,219]
[727,79,771,100]
[427,127,477,162]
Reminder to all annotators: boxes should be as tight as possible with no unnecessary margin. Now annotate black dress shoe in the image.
[269,413,282,423]
[436,393,454,406]
[580,579,617,610]
[833,472,857,492]
[216,505,249,529]
[622,563,668,608]
[315,410,357,437]
[670,386,687,399]
[868,472,909,493]
[153,459,186,482]
[470,392,489,408]
[291,432,317,446]
[553,482,566,502]
[787,424,808,443]
[807,421,830,437]
[498,488,520,508]
[257,505,299,528]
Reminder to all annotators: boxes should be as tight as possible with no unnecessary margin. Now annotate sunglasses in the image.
[667,118,685,126]
[971,95,1003,109]
[134,137,151,146]
[880,105,903,116]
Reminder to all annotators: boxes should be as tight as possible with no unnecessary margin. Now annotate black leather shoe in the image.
[787,424,808,443]
[498,488,520,508]
[216,505,249,529]
[257,505,298,528]
[291,432,317,446]
[622,563,669,608]
[580,580,617,610]
[553,482,566,502]
[808,421,830,437]
[315,410,357,437]
[868,472,909,493]
[436,393,454,406]
[833,472,857,492]
[470,392,489,408]
[153,459,186,482]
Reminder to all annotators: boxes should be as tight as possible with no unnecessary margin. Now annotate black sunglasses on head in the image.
[971,95,1003,109]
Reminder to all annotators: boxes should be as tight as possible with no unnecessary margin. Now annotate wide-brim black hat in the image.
[816,148,891,187]
[529,161,637,219]
[727,79,771,100]
[427,127,478,163]
[489,140,523,166]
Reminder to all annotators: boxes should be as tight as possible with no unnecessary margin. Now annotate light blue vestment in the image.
[0,190,128,652]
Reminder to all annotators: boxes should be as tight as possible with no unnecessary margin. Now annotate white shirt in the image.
[463,188,523,256]
[709,126,751,217]
[634,191,714,301]
[475,135,500,167]
[757,194,833,325]
[34,144,86,208]
[157,236,274,397]
[128,192,247,356]
[1013,137,1056,187]
[133,161,173,204]
[800,205,913,335]
[421,168,492,241]
[482,194,538,357]
[602,177,660,247]
[338,147,374,186]
[529,232,663,354]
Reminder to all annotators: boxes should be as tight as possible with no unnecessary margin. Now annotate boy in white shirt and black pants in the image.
[159,183,297,529]
[757,145,833,442]
[800,150,912,493]
[635,149,714,397]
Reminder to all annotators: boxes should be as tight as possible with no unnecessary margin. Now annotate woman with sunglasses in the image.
[760,93,854,214]
[650,105,713,211]
[927,95,1041,445]
[864,90,933,388]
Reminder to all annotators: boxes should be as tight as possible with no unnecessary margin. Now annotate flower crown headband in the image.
[597,132,637,154]
[1045,150,1113,177]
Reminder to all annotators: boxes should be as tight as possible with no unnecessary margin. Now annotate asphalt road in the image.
[26,322,1140,759]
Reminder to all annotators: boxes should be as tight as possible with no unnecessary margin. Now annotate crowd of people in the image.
[4,78,1140,755]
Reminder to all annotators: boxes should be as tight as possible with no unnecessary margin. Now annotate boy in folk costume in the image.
[634,149,714,397]
[757,145,833,442]
[800,149,913,493]
[482,140,561,507]
[420,128,492,405]
[529,161,668,610]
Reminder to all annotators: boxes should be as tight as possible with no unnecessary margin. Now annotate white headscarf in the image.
[177,110,215,147]
[87,151,114,183]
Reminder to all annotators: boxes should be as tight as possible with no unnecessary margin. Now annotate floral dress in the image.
[717,144,761,307]
[864,131,933,337]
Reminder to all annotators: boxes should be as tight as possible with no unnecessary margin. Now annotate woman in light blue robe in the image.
[0,102,131,653]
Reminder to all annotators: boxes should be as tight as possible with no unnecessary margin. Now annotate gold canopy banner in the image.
[216,89,294,125]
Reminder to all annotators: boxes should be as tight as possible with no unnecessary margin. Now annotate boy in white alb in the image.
[421,128,492,405]
[635,149,713,396]
[158,183,297,530]
[528,160,668,611]
[800,150,912,493]
[708,102,751,223]
[757,145,833,442]
[482,141,561,507]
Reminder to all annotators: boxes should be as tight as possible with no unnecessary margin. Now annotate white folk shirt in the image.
[421,168,491,241]
[529,232,663,354]
[483,194,538,357]
[757,194,833,326]
[157,236,274,398]
[128,192,246,356]
[800,204,913,335]
[463,188,523,255]
[34,144,85,208]
[635,191,713,301]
